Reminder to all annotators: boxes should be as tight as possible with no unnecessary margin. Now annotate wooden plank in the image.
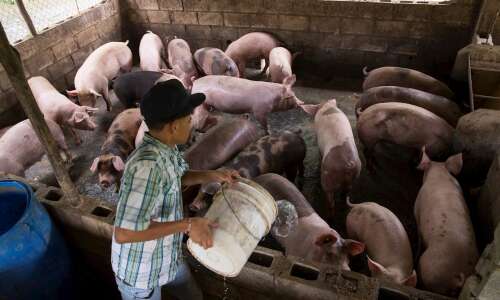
[0,22,81,207]
[15,0,37,36]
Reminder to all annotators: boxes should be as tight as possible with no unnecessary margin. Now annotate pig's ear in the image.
[314,233,338,246]
[403,270,417,287]
[67,90,78,98]
[83,106,99,115]
[417,146,431,171]
[445,153,463,176]
[112,156,125,172]
[344,239,365,256]
[90,157,99,173]
[282,74,296,87]
[300,104,321,116]
[367,256,387,276]
[72,111,86,123]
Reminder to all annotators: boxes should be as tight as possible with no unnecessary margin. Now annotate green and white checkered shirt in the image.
[111,133,189,289]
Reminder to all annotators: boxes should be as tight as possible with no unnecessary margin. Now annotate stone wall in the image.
[122,0,480,82]
[0,0,122,127]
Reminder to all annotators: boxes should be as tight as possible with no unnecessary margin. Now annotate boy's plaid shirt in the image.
[111,133,188,289]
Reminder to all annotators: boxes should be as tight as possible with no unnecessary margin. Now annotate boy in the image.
[112,79,239,300]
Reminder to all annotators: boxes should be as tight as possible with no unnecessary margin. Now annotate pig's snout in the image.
[100,180,111,189]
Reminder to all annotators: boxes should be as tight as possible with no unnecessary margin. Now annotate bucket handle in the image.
[220,186,263,241]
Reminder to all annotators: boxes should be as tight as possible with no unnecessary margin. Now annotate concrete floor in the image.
[23,71,471,293]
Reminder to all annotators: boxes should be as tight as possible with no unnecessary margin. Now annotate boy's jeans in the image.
[115,261,203,300]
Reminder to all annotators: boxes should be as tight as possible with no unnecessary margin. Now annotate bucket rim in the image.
[0,180,34,233]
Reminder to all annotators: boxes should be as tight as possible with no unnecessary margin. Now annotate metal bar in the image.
[468,53,475,111]
[15,0,37,36]
[0,22,81,207]
[469,65,500,72]
[474,94,500,100]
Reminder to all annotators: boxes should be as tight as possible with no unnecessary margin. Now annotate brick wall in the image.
[121,0,480,83]
[0,0,122,128]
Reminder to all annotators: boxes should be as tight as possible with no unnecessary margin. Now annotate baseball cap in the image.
[140,79,205,127]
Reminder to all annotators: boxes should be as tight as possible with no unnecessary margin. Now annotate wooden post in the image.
[0,22,81,207]
[15,0,37,37]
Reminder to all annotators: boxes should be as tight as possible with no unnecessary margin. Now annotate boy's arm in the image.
[181,169,240,187]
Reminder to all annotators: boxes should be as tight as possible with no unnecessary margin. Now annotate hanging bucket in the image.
[0,180,73,300]
[187,178,277,277]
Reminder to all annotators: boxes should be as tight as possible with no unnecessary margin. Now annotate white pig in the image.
[139,31,166,72]
[268,47,294,84]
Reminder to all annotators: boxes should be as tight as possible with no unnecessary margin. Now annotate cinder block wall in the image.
[0,0,122,128]
[122,0,480,81]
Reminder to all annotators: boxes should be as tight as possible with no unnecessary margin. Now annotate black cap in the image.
[140,79,205,127]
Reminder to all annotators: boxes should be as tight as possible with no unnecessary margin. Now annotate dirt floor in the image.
[23,69,482,294]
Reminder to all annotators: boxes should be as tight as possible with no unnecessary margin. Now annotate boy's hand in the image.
[204,169,240,185]
[189,217,218,249]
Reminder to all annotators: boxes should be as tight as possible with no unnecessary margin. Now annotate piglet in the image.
[314,99,361,215]
[191,75,318,131]
[28,76,97,145]
[139,31,166,72]
[90,108,142,191]
[346,199,417,286]
[254,173,365,270]
[167,37,198,89]
[0,119,70,177]
[225,32,281,77]
[194,47,239,77]
[67,41,132,111]
[268,47,295,84]
[415,149,478,296]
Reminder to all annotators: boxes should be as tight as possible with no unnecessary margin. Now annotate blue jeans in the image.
[115,261,203,300]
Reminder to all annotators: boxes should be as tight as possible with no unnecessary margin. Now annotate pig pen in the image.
[15,69,476,300]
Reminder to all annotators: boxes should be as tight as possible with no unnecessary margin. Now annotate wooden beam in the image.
[15,0,37,37]
[0,22,81,207]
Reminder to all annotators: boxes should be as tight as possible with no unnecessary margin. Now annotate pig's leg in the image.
[259,58,269,76]
[254,111,270,134]
[325,191,335,218]
[296,162,305,190]
[237,61,246,78]
[121,58,133,73]
[67,126,82,145]
[102,87,112,112]
[284,165,298,183]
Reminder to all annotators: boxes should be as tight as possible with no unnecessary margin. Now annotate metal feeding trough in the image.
[467,45,500,110]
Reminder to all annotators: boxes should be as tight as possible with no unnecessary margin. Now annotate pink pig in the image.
[67,41,132,111]
[167,37,198,89]
[28,76,97,145]
[191,75,318,132]
[139,31,167,72]
[415,148,479,296]
[268,47,295,84]
[0,119,70,177]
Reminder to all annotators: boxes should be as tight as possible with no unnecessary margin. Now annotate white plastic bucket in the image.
[187,178,277,277]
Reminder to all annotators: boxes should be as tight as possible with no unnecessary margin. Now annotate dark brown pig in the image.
[184,117,262,170]
[191,75,318,131]
[346,199,417,286]
[90,108,142,190]
[112,71,164,108]
[254,173,365,270]
[314,99,361,214]
[356,86,462,126]
[190,131,306,211]
[194,47,239,77]
[0,119,70,177]
[225,32,282,77]
[415,149,478,296]
[357,102,454,163]
[362,67,454,99]
[167,37,198,89]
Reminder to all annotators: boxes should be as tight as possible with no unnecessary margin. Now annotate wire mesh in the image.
[23,0,79,32]
[76,0,104,12]
[0,0,32,43]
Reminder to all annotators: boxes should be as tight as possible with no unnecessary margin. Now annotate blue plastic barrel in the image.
[0,180,72,300]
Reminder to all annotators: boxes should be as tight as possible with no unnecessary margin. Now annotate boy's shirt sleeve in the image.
[114,160,163,231]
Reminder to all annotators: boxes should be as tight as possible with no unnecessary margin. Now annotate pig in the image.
[0,126,11,138]
[139,31,166,72]
[314,99,361,215]
[357,102,454,164]
[356,86,462,127]
[191,75,318,131]
[0,119,70,177]
[184,117,262,170]
[254,173,365,270]
[346,200,417,286]
[362,67,454,99]
[112,71,164,108]
[90,108,142,190]
[167,37,198,89]
[67,41,132,111]
[190,131,306,211]
[194,47,239,77]
[225,32,282,77]
[268,47,294,84]
[415,149,479,296]
[28,76,98,145]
